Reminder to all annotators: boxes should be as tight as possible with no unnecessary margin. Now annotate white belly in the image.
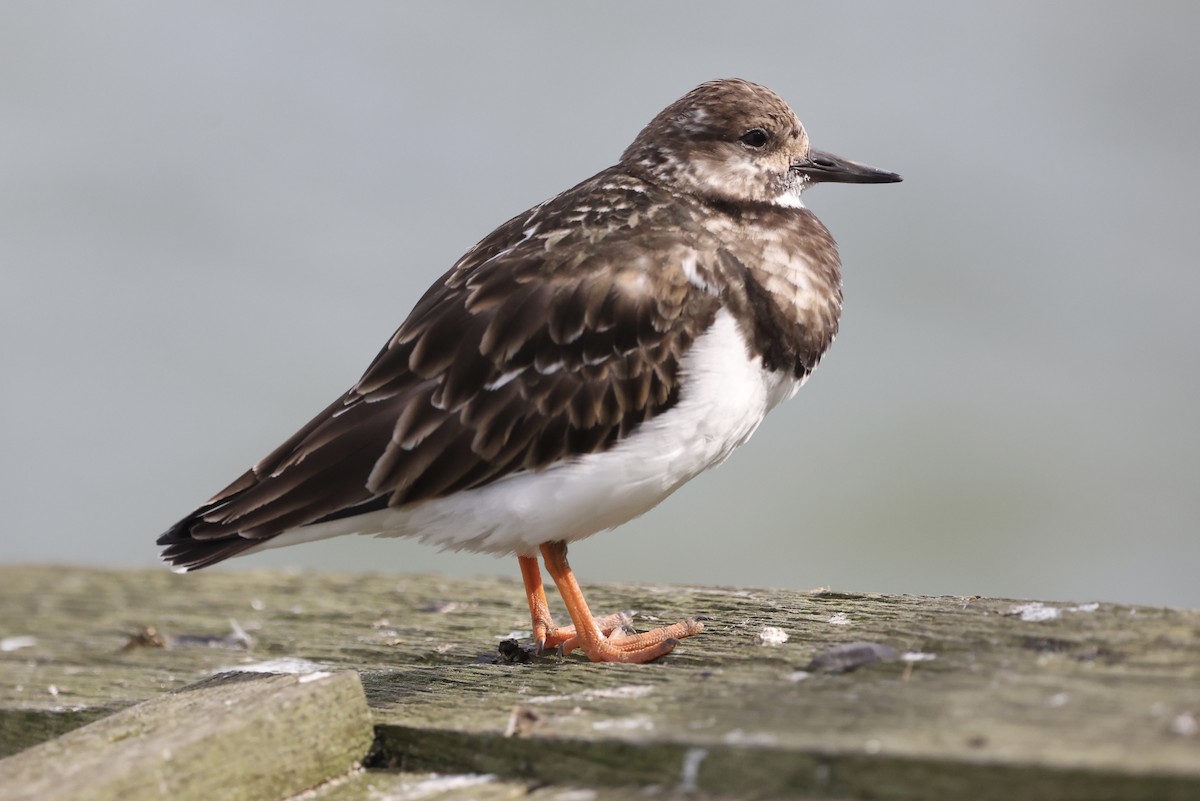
[247,308,799,557]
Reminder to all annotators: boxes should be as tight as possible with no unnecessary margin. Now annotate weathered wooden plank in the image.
[0,669,372,801]
[1,566,1197,800]
[299,770,723,801]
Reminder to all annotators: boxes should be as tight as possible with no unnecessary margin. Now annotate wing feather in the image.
[158,170,731,570]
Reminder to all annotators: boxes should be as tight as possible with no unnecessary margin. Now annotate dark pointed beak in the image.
[791,149,902,184]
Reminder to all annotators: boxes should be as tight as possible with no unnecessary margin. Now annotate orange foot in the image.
[517,543,705,664]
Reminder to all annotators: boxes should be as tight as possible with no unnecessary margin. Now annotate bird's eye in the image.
[738,128,770,149]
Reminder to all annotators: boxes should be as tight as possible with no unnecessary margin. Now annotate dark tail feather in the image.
[157,502,263,572]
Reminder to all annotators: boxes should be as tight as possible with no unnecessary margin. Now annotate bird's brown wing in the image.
[158,172,729,570]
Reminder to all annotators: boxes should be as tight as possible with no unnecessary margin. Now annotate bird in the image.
[158,78,901,663]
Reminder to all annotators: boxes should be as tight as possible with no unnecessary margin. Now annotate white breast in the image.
[247,308,799,557]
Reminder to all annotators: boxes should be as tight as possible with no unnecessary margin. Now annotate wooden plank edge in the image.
[0,670,373,801]
[0,706,127,760]
[369,723,1200,801]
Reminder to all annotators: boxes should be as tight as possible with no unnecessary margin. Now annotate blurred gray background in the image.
[3,3,1198,609]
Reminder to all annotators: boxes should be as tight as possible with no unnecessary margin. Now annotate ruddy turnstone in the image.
[159,78,901,663]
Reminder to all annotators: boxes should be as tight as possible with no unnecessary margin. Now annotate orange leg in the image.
[537,541,704,663]
[517,555,630,653]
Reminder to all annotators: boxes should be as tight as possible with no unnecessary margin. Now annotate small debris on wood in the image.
[678,746,709,792]
[174,619,253,650]
[494,638,532,664]
[754,626,789,646]
[121,626,168,651]
[591,715,654,732]
[1169,713,1198,737]
[1005,602,1102,623]
[1,635,38,652]
[214,657,326,675]
[806,642,899,673]
[1006,602,1061,622]
[119,621,251,652]
[504,704,543,737]
[899,651,936,680]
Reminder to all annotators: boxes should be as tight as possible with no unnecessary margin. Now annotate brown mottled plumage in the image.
[159,79,900,662]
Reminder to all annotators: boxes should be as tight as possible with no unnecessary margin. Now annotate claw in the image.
[537,542,704,663]
[518,548,704,663]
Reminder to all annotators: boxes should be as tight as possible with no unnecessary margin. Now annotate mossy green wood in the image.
[0,670,372,801]
[1,566,1197,800]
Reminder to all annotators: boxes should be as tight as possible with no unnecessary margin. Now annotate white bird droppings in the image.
[678,747,709,792]
[755,626,789,646]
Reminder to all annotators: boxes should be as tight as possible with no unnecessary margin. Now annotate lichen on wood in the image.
[1,566,1197,800]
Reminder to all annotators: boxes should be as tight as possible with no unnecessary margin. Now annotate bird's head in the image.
[622,78,901,208]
